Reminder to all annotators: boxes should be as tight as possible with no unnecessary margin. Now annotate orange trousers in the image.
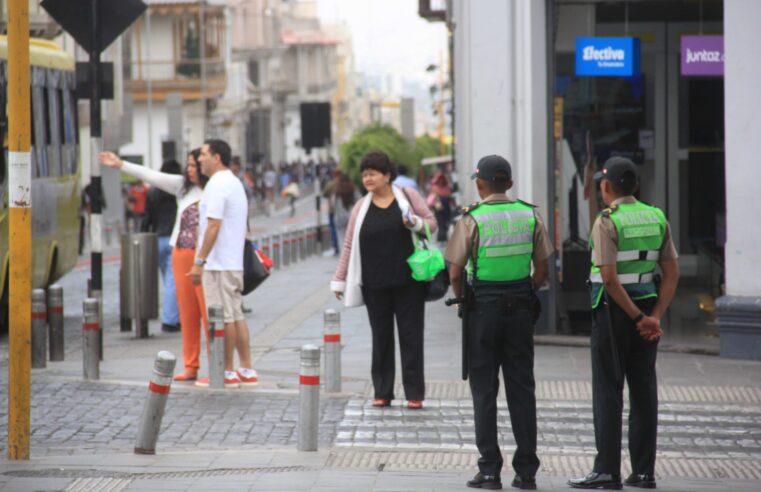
[172,247,209,373]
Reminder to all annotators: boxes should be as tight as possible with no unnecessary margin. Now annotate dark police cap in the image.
[593,156,639,185]
[471,154,512,182]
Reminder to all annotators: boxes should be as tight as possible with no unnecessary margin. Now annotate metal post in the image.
[290,231,298,264]
[273,233,281,269]
[134,350,177,455]
[262,235,271,260]
[298,344,320,451]
[315,195,322,249]
[82,298,100,380]
[323,309,341,393]
[299,229,307,260]
[281,233,291,267]
[48,284,64,361]
[7,0,32,460]
[31,289,47,369]
[132,238,148,338]
[208,304,225,389]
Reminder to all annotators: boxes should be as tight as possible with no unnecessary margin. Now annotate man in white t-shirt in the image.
[189,139,258,389]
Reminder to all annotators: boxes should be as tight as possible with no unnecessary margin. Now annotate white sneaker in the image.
[237,367,259,387]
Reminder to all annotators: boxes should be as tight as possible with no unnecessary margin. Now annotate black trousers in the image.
[362,282,427,401]
[591,297,659,476]
[468,297,540,478]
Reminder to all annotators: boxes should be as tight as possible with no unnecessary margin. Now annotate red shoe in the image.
[194,373,240,389]
[173,372,197,382]
[237,368,259,387]
[407,400,423,409]
[372,399,391,407]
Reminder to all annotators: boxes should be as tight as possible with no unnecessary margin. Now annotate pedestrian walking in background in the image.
[79,183,106,255]
[445,155,552,490]
[99,149,210,382]
[282,180,300,217]
[141,159,182,333]
[428,170,453,243]
[568,157,680,490]
[189,139,258,389]
[126,179,149,231]
[393,164,418,191]
[322,170,341,255]
[331,150,436,410]
[332,171,358,252]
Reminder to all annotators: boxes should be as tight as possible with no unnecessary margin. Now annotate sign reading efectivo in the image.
[681,36,723,76]
[575,37,641,76]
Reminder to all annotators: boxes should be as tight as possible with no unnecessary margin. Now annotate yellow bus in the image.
[0,37,81,332]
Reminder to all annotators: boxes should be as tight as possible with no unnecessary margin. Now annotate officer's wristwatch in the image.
[194,257,207,267]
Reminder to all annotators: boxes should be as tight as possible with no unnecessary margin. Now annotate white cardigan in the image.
[330,185,424,308]
[121,161,203,247]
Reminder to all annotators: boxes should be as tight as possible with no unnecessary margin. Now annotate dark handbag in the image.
[424,267,450,302]
[242,239,269,295]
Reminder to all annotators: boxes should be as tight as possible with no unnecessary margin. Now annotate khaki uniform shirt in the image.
[591,196,678,266]
[445,194,553,268]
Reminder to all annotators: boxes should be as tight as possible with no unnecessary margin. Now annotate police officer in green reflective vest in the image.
[445,155,552,490]
[568,157,680,490]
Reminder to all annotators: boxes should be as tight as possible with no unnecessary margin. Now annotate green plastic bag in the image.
[407,222,446,281]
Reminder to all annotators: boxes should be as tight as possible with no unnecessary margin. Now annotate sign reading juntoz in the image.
[681,35,724,76]
[575,37,641,77]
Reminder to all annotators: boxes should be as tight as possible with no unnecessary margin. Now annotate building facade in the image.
[441,0,760,358]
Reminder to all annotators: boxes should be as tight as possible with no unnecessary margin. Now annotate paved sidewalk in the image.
[1,254,761,491]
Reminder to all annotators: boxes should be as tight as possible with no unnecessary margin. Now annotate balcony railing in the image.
[124,58,226,100]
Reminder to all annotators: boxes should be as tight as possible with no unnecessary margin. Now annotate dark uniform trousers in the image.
[468,282,540,478]
[362,282,427,401]
[591,297,658,476]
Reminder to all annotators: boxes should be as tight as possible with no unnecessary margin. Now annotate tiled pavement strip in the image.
[1,255,761,491]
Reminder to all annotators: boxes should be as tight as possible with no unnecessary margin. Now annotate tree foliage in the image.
[339,124,418,184]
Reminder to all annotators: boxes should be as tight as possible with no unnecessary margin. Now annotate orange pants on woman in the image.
[172,247,209,374]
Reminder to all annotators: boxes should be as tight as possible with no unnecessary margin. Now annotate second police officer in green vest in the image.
[568,157,680,490]
[445,155,553,490]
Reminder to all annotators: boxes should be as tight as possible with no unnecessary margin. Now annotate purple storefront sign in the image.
[681,35,724,76]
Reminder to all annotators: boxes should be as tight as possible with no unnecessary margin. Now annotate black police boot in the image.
[624,474,656,489]
[511,475,536,490]
[567,472,622,489]
[467,472,502,489]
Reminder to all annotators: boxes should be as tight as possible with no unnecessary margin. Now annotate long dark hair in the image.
[182,148,209,195]
[335,172,355,210]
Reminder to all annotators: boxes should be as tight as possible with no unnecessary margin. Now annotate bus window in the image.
[62,88,77,174]
[0,79,5,187]
[32,85,48,177]
[47,86,62,177]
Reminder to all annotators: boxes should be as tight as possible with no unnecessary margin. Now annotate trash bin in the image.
[120,232,159,338]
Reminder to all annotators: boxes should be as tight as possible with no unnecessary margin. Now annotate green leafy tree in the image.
[339,124,418,185]
[415,134,449,162]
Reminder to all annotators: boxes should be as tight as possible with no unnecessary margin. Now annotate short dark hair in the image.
[397,164,408,176]
[360,150,397,181]
[610,171,638,196]
[204,139,232,166]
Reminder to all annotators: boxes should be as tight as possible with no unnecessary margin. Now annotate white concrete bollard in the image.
[82,298,100,380]
[323,309,341,393]
[207,304,225,389]
[31,289,47,369]
[298,344,320,451]
[134,350,177,454]
[48,284,65,361]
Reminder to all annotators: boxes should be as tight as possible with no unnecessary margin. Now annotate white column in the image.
[716,0,761,360]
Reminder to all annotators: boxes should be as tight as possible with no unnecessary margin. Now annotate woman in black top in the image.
[332,151,436,409]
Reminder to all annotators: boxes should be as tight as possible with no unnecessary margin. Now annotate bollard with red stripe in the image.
[298,344,320,451]
[282,233,291,267]
[208,304,225,389]
[272,233,281,270]
[134,350,177,454]
[48,284,65,361]
[82,298,100,380]
[323,309,341,393]
[299,229,307,260]
[31,289,47,369]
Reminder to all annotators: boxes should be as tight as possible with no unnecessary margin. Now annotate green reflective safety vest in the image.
[589,200,667,309]
[468,201,536,282]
